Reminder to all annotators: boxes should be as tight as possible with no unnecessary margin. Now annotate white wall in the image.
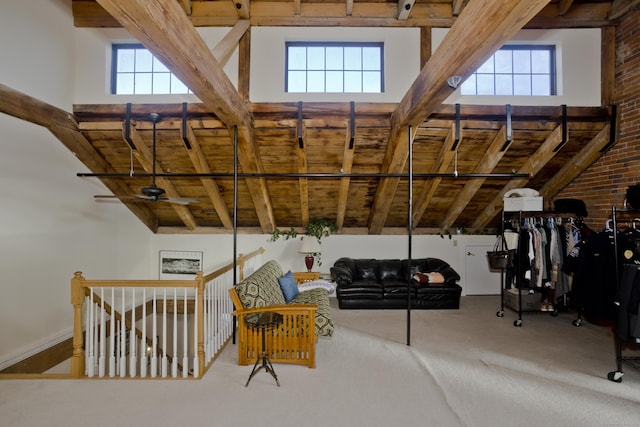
[0,1,151,368]
[149,232,496,297]
[434,28,602,106]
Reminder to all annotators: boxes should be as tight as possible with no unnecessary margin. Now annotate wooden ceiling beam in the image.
[233,0,251,19]
[469,125,564,232]
[440,125,508,231]
[182,122,234,229]
[412,124,459,227]
[233,125,276,232]
[297,122,310,227]
[345,0,354,17]
[397,0,416,21]
[558,0,574,16]
[369,0,551,234]
[96,0,251,127]
[125,123,198,230]
[96,0,275,232]
[336,128,356,230]
[0,83,159,231]
[74,1,617,28]
[609,0,640,20]
[179,0,193,16]
[451,0,465,16]
[526,3,611,28]
[538,124,611,199]
[212,19,250,67]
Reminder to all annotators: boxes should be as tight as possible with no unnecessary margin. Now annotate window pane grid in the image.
[461,45,555,96]
[285,42,384,93]
[111,44,192,95]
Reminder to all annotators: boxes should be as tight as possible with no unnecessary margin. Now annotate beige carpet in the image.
[1,296,640,427]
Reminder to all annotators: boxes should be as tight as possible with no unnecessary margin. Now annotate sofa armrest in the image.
[232,304,317,317]
[330,266,353,286]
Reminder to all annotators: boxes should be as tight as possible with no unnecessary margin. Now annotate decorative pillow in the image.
[412,272,446,286]
[278,270,299,302]
[425,272,445,284]
[413,272,429,284]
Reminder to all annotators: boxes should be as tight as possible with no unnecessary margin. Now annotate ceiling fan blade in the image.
[161,197,199,205]
[94,194,140,201]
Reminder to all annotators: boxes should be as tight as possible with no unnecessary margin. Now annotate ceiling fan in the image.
[95,113,198,206]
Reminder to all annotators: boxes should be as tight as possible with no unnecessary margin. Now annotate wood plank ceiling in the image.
[3,0,633,234]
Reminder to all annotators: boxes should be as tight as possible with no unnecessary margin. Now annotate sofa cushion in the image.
[235,260,286,309]
[378,259,403,281]
[289,288,334,337]
[278,270,299,302]
[355,259,378,281]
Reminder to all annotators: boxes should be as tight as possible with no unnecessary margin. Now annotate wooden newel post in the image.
[238,252,245,281]
[196,271,205,378]
[70,272,86,378]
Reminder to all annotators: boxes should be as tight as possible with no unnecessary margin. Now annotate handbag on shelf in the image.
[487,235,515,270]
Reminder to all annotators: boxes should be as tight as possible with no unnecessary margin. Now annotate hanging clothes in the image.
[616,264,640,343]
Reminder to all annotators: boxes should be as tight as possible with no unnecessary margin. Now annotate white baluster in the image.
[129,288,137,378]
[172,288,178,378]
[161,288,167,378]
[140,288,147,378]
[204,282,210,360]
[109,287,116,377]
[214,277,219,353]
[99,288,105,377]
[120,288,126,377]
[193,289,199,378]
[87,291,94,377]
[182,287,188,378]
[151,288,157,378]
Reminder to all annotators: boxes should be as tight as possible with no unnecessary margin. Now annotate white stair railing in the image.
[70,247,265,379]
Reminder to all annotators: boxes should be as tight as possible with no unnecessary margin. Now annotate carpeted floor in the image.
[1,296,640,427]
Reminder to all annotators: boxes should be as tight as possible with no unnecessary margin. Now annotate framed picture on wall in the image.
[159,250,203,280]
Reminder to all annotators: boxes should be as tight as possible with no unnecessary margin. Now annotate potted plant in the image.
[270,219,337,267]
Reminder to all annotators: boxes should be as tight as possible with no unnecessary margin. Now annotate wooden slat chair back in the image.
[229,287,317,368]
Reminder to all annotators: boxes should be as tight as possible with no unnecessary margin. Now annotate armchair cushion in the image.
[235,260,286,309]
[289,287,334,337]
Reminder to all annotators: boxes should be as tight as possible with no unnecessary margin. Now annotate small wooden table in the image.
[293,271,320,284]
[244,312,283,387]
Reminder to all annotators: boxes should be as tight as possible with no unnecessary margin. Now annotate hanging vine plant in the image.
[270,219,338,243]
[270,220,337,267]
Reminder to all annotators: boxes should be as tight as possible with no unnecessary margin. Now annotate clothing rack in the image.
[496,210,589,327]
[607,206,640,383]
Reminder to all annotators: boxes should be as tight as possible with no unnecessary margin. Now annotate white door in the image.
[463,244,502,295]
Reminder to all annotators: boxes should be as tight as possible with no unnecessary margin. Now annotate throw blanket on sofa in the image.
[234,260,334,337]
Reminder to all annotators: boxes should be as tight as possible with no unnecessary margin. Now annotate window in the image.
[461,45,556,96]
[285,42,384,93]
[111,44,191,95]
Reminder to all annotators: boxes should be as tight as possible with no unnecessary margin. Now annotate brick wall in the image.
[558,8,640,230]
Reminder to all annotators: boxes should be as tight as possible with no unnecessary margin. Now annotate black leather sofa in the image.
[331,257,462,309]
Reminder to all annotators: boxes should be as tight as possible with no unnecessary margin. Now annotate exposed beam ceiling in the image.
[368,0,552,233]
[95,0,275,232]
